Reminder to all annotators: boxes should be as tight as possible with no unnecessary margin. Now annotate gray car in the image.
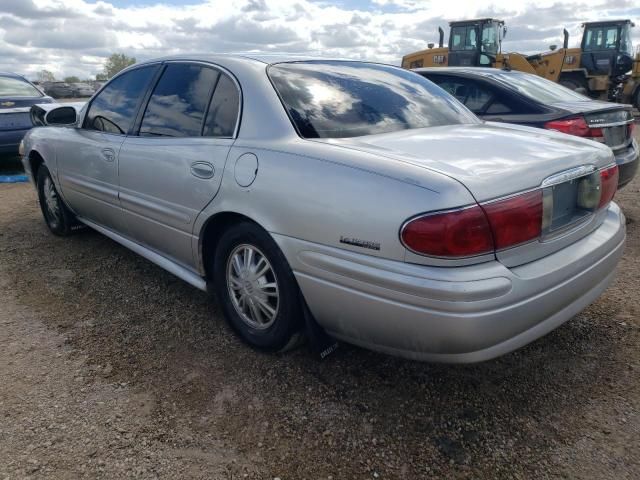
[20,55,626,363]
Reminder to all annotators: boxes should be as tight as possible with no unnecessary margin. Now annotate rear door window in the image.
[139,64,220,137]
[84,65,158,135]
[203,74,240,138]
[0,76,42,97]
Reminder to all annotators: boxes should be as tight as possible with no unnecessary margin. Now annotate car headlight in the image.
[18,139,25,156]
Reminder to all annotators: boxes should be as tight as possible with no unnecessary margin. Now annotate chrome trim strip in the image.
[541,165,597,187]
[0,107,31,114]
[586,120,633,128]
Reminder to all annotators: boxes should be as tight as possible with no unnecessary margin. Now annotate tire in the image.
[559,75,590,95]
[36,165,77,236]
[213,221,303,351]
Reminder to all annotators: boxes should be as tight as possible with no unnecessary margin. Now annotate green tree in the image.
[95,72,108,81]
[37,70,55,82]
[103,53,136,79]
[64,76,80,83]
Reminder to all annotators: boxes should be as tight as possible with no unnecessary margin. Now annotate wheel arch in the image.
[198,211,266,280]
[27,150,46,186]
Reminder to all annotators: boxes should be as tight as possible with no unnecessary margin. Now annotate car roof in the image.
[133,53,362,68]
[0,71,28,79]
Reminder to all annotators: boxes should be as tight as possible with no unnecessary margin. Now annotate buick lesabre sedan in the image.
[20,55,626,363]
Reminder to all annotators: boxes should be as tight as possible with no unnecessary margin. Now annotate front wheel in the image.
[36,165,77,236]
[213,222,303,351]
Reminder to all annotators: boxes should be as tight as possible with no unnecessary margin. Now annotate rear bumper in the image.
[275,203,625,363]
[614,139,638,188]
[0,128,29,155]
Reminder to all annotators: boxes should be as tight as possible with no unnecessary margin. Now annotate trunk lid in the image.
[315,122,614,202]
[0,96,51,131]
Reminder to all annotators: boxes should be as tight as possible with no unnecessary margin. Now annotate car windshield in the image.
[620,24,634,55]
[490,71,588,103]
[268,61,478,139]
[0,76,42,97]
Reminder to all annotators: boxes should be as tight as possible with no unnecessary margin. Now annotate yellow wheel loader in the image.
[402,19,640,109]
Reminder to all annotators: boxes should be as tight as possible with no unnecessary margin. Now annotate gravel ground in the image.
[1,133,639,479]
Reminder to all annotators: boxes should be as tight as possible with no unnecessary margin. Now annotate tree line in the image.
[37,53,136,83]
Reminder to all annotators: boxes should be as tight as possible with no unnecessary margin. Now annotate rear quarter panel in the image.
[193,139,477,267]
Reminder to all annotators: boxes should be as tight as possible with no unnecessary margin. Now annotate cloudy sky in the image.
[0,0,638,80]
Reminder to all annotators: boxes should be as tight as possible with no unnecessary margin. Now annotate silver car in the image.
[20,55,626,363]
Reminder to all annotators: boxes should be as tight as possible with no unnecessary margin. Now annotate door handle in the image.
[101,148,115,162]
[190,161,215,179]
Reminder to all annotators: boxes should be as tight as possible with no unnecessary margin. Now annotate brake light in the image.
[481,191,543,250]
[629,122,636,137]
[544,116,603,140]
[401,206,493,257]
[598,165,618,209]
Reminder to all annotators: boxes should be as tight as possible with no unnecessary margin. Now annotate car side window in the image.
[485,101,512,114]
[84,66,157,135]
[433,78,492,113]
[203,74,240,138]
[139,64,220,137]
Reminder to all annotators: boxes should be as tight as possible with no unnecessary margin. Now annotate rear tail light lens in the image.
[598,164,619,209]
[402,165,617,259]
[544,116,604,141]
[481,191,543,250]
[629,122,636,137]
[401,206,493,257]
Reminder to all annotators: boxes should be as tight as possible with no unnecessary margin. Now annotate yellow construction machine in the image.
[402,18,640,109]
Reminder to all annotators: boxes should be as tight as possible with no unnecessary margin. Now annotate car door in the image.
[56,65,159,232]
[117,62,241,269]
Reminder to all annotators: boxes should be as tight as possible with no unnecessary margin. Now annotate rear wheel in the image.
[36,165,77,236]
[213,222,303,351]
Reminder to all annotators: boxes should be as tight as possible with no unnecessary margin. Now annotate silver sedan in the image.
[20,55,625,363]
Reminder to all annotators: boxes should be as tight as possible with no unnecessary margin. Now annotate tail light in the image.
[481,191,543,250]
[544,116,604,142]
[629,122,636,137]
[400,206,493,257]
[598,164,618,209]
[401,166,617,258]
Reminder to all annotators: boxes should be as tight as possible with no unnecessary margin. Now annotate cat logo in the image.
[433,55,446,64]
[1,101,16,107]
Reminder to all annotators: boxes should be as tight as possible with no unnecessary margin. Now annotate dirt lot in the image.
[1,140,639,479]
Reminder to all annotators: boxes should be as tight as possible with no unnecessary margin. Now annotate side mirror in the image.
[31,104,81,127]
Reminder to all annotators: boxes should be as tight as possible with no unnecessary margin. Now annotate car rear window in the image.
[268,61,478,139]
[0,76,42,97]
[491,72,588,104]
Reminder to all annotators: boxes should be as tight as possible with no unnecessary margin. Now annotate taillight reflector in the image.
[401,206,493,257]
[598,165,618,209]
[481,190,543,250]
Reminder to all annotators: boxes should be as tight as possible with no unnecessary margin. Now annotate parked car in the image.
[72,82,95,97]
[0,72,53,156]
[415,67,638,188]
[43,82,78,98]
[20,56,625,363]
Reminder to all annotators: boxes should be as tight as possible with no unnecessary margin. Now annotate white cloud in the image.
[0,0,637,79]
